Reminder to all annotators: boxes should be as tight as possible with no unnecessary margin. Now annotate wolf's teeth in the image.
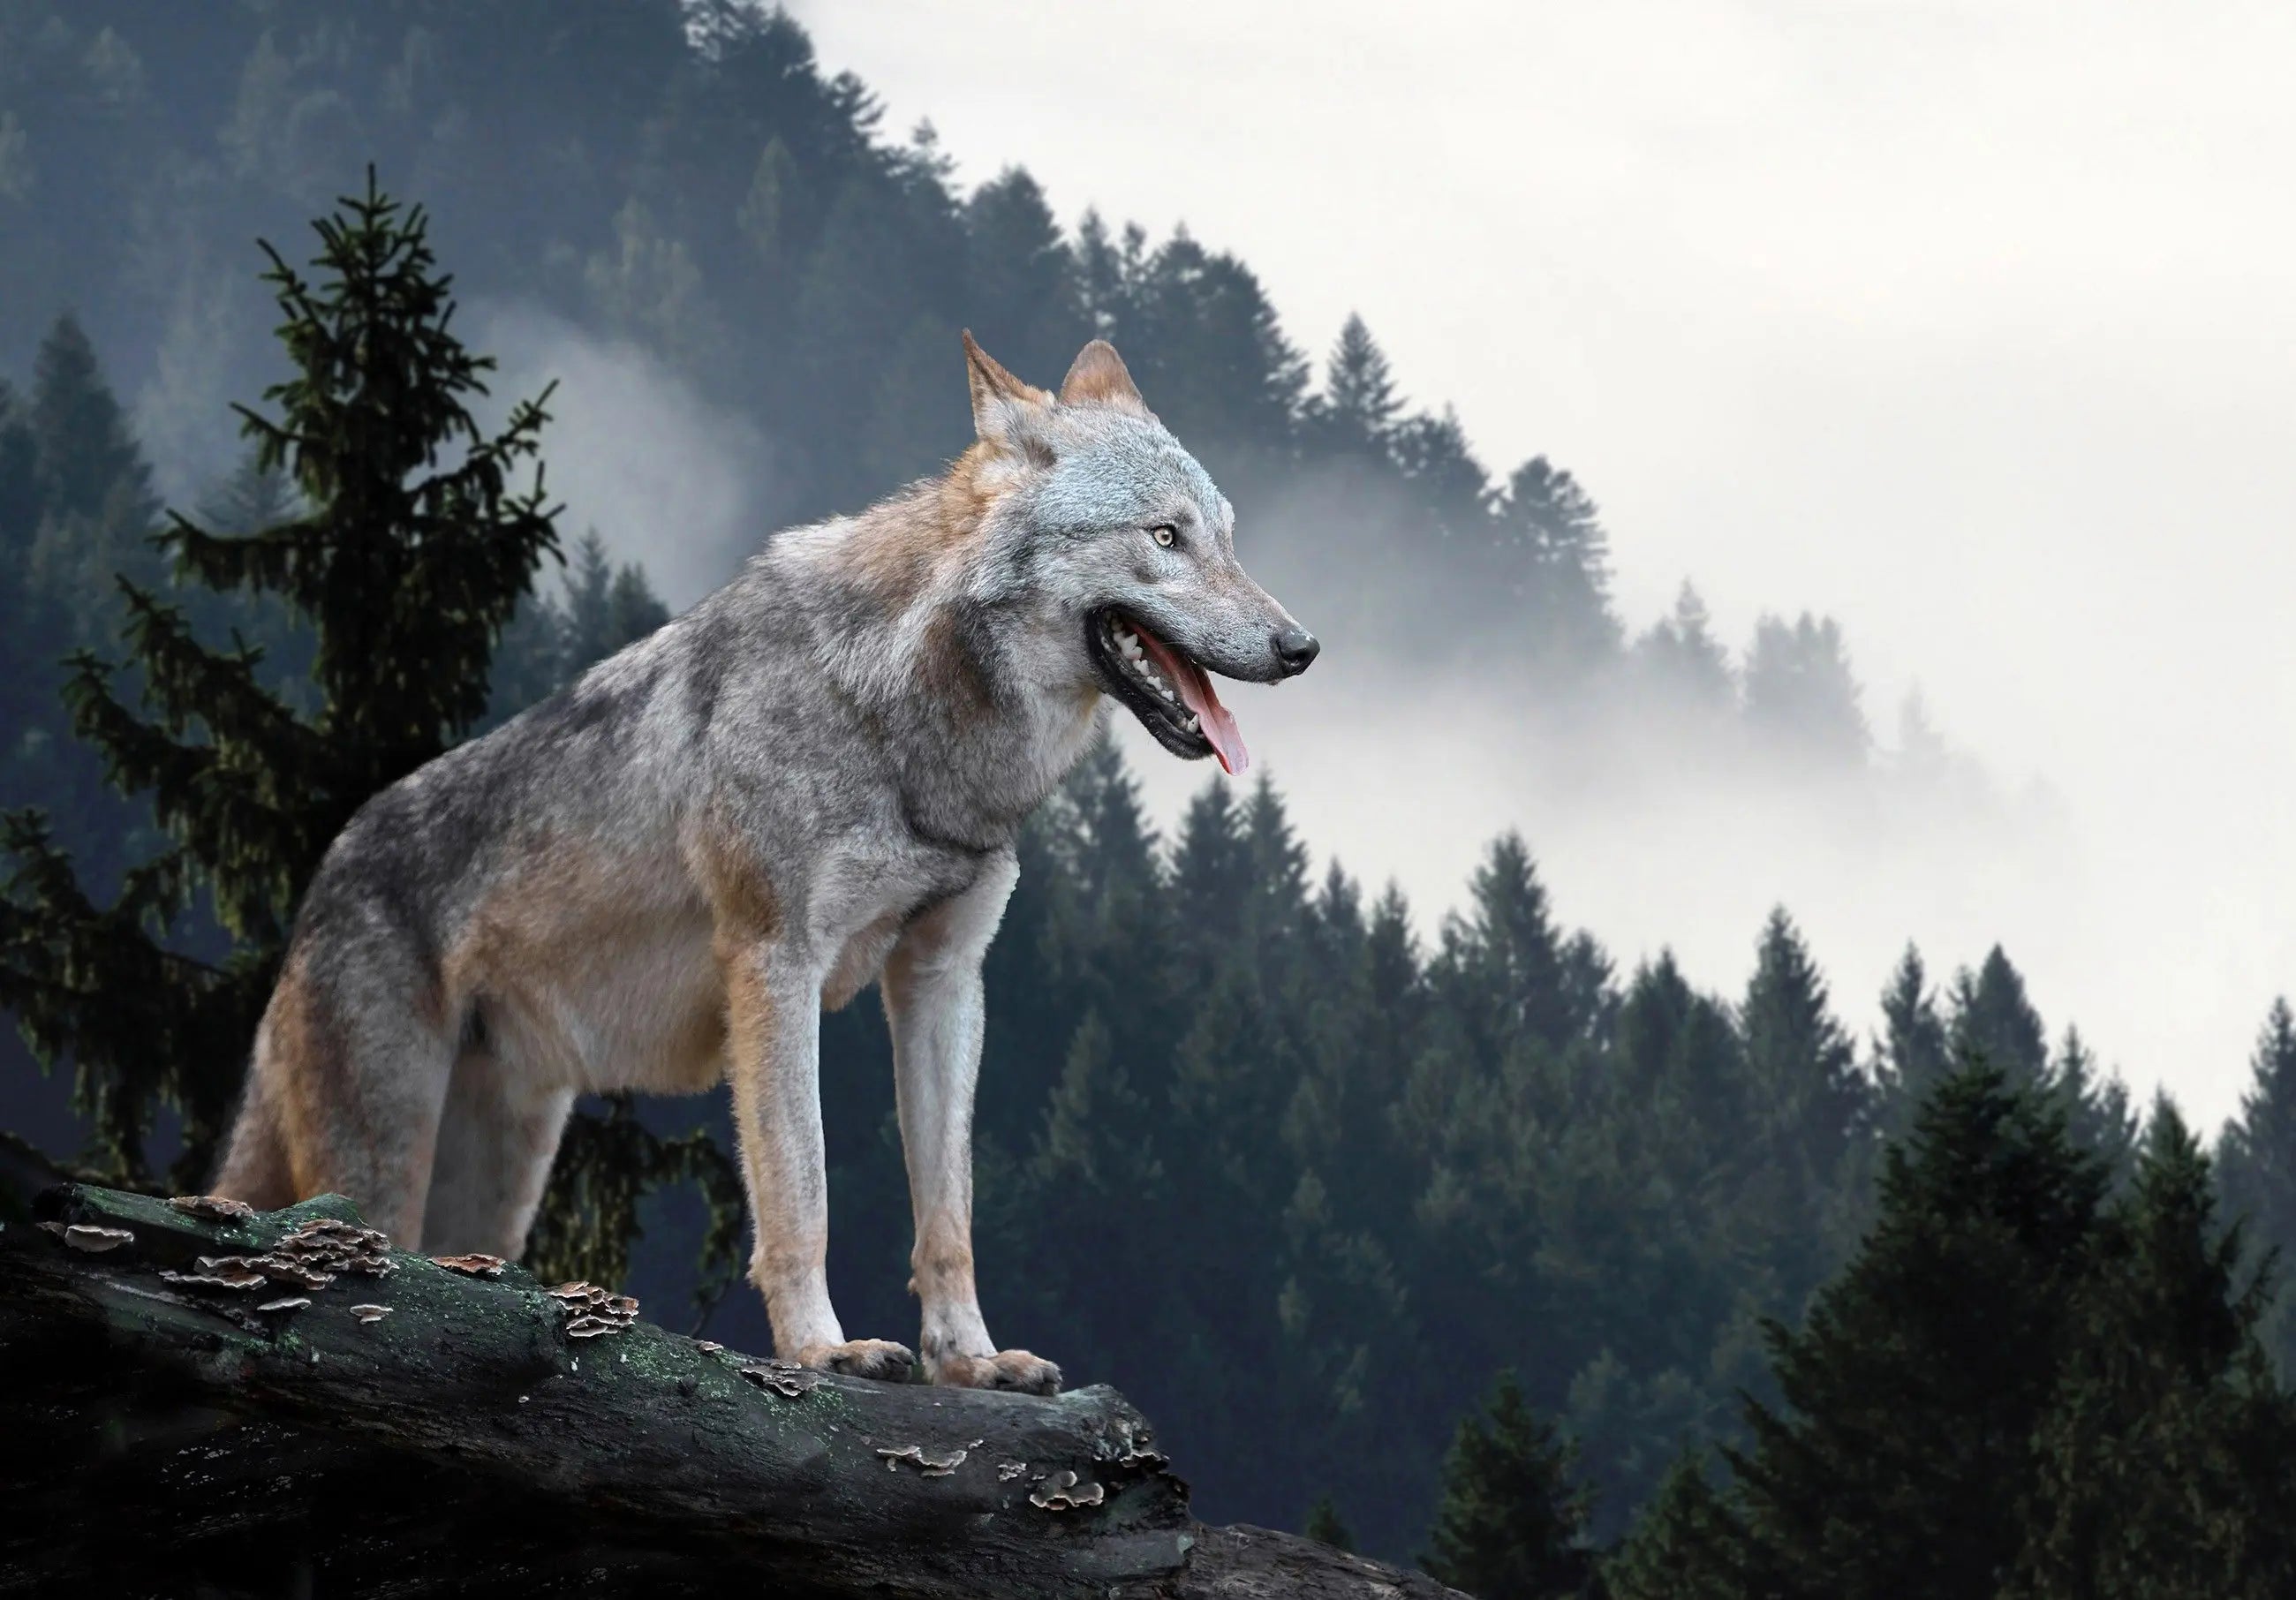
[1185,714,1200,732]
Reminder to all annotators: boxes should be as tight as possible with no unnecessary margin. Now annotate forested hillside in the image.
[5,1,2296,1582]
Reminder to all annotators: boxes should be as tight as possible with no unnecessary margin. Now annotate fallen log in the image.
[0,1182,1459,1599]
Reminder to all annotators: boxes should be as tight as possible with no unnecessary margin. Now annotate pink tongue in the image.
[1135,628,1250,775]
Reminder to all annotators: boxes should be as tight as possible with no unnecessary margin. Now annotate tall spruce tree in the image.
[1875,943,1952,1130]
[1739,908,1869,1303]
[26,313,154,535]
[1489,457,1620,668]
[0,374,40,739]
[1422,1369,1601,1600]
[0,173,563,1187]
[1741,909,1865,1176]
[1303,1494,1355,1553]
[1606,1453,1748,1600]
[2219,997,2296,1373]
[556,528,670,681]
[2010,1103,2296,1600]
[2046,1024,2139,1179]
[1723,1061,2109,1600]
[1741,612,1868,766]
[1633,583,1734,719]
[1948,944,2051,1084]
[1318,312,1403,457]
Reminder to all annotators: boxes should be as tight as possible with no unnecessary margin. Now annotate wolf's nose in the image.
[1272,626,1320,677]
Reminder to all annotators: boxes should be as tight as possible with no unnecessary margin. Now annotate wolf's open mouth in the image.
[1085,608,1250,774]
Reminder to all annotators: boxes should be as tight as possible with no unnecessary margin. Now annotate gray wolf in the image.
[215,334,1319,1389]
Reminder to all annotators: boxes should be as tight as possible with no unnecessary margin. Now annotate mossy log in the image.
[0,1182,1458,1598]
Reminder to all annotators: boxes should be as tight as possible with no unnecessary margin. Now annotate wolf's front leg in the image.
[723,938,914,1381]
[882,854,1061,1395]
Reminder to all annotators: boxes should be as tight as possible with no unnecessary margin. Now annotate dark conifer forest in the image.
[4,4,2295,1591]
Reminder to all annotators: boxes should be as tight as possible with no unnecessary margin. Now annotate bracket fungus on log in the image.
[1031,1469,1107,1511]
[546,1279,640,1339]
[168,1194,255,1221]
[876,1443,975,1477]
[429,1251,506,1278]
[3,1181,1464,1600]
[737,1359,822,1399]
[48,1222,136,1253]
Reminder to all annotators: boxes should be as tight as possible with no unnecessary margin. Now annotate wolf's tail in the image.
[211,1043,297,1210]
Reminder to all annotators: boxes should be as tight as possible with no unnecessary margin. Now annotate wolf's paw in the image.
[928,1347,1063,1396]
[795,1338,916,1383]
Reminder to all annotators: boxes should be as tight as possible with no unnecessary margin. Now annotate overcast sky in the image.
[786,0,2296,1128]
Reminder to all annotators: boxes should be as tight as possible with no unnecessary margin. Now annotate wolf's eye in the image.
[1149,524,1177,548]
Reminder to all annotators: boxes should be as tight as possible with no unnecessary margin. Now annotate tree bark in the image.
[0,1182,1459,1599]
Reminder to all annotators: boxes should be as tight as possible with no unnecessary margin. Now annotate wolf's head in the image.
[958,332,1317,774]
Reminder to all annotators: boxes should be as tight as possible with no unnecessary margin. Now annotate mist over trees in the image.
[2,0,1892,775]
[5,1,2296,1588]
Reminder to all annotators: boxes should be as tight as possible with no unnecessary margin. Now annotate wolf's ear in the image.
[1060,339,1147,413]
[963,330,1055,463]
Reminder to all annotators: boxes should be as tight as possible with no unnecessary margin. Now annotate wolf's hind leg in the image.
[420,1026,574,1258]
[883,854,1060,1395]
[220,943,457,1248]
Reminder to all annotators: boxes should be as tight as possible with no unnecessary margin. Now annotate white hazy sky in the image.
[783,0,2296,1128]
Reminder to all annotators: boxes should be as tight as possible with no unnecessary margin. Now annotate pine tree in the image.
[1740,909,1869,1302]
[607,562,670,648]
[1304,1494,1355,1552]
[1422,1369,1600,1600]
[1723,1062,2109,1600]
[2047,1025,2138,1181]
[23,313,166,663]
[197,447,299,540]
[1612,953,1752,1151]
[555,528,669,678]
[1741,908,1866,1175]
[0,318,168,900]
[1949,945,2050,1084]
[1449,834,1582,1064]
[2219,998,2296,1374]
[2011,1103,2296,1599]
[1741,613,1867,766]
[1633,583,1733,719]
[1490,457,1620,668]
[1390,405,1489,537]
[1318,312,1402,456]
[1874,944,1952,1128]
[1072,208,1143,340]
[0,374,40,737]
[1606,1453,1748,1600]
[1242,774,1312,957]
[1170,778,1252,965]
[736,136,801,271]
[27,313,154,531]
[0,173,562,1186]
[1128,229,1308,451]
[963,166,1085,386]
